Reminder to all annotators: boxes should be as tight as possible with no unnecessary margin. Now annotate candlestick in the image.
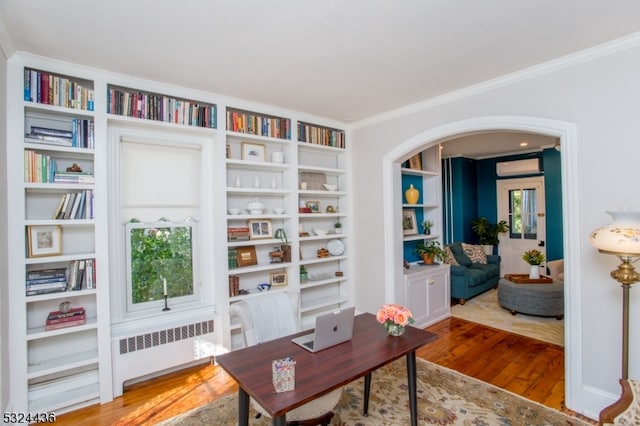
[163,277,167,296]
[162,295,170,311]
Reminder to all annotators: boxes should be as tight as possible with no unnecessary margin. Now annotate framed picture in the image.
[402,209,418,235]
[408,153,423,170]
[306,201,320,213]
[269,271,288,287]
[236,246,258,267]
[241,141,266,162]
[248,219,273,239]
[27,225,62,258]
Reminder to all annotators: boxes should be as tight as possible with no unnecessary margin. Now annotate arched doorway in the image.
[381,115,583,410]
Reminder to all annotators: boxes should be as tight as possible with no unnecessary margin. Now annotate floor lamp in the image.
[590,210,640,421]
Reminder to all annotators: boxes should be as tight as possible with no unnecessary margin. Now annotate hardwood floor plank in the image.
[54,316,581,425]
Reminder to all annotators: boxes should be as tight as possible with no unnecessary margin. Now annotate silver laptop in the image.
[292,307,355,353]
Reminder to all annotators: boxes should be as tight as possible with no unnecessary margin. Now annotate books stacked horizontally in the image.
[52,190,94,220]
[45,307,86,331]
[53,170,94,184]
[25,122,95,149]
[26,267,67,296]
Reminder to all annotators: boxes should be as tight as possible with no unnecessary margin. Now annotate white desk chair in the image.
[229,291,342,426]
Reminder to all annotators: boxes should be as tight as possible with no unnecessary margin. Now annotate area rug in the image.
[451,288,564,346]
[160,357,593,425]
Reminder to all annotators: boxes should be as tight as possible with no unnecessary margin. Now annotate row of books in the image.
[26,259,96,296]
[52,190,94,220]
[45,307,86,331]
[24,68,95,111]
[226,109,291,140]
[297,123,346,149]
[24,150,95,184]
[25,120,95,149]
[107,86,217,128]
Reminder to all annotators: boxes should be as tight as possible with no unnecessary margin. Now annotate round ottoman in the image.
[498,278,564,319]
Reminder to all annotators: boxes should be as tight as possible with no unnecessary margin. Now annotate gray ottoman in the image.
[498,278,564,319]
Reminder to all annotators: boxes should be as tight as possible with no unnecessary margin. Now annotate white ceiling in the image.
[1,1,640,157]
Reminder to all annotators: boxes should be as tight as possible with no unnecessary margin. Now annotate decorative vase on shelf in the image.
[529,265,540,279]
[405,184,419,205]
[386,323,405,336]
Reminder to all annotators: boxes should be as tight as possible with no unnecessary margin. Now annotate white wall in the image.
[0,28,9,412]
[350,37,640,418]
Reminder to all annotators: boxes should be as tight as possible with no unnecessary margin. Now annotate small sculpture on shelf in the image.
[274,228,291,262]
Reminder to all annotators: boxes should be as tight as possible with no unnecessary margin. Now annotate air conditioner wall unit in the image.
[496,158,540,176]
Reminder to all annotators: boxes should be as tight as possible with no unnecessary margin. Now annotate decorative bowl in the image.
[313,228,330,236]
[228,208,241,215]
[273,208,284,214]
[323,183,338,191]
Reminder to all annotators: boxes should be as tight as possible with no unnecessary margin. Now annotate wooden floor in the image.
[53,317,568,425]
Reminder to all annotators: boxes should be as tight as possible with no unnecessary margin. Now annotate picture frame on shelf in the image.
[241,141,266,162]
[408,153,423,170]
[27,225,62,258]
[402,209,418,235]
[248,219,273,239]
[236,246,258,267]
[269,271,288,287]
[306,201,320,213]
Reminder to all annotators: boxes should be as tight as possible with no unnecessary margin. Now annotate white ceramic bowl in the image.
[228,208,240,215]
[323,183,338,191]
[313,228,329,236]
[273,208,284,214]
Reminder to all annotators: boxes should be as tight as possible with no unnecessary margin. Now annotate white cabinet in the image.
[8,64,111,413]
[403,264,451,328]
[297,137,349,329]
[225,112,351,344]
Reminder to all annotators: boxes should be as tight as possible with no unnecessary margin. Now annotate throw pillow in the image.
[462,243,488,264]
[443,246,459,266]
[449,243,472,266]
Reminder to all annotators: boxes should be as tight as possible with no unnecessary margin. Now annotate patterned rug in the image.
[161,358,592,425]
[451,288,564,346]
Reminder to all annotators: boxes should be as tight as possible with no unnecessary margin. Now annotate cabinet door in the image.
[404,272,429,327]
[428,268,450,322]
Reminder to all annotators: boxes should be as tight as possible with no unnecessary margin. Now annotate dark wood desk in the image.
[216,312,437,426]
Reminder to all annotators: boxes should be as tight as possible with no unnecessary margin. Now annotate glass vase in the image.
[386,323,405,336]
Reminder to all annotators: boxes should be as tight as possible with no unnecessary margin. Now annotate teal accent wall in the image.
[402,174,423,262]
[442,149,563,260]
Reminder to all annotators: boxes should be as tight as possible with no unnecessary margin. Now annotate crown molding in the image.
[351,31,640,130]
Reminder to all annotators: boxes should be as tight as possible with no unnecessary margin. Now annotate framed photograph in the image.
[241,141,266,162]
[408,153,423,170]
[306,201,320,213]
[269,271,288,287]
[402,209,418,235]
[236,246,258,267]
[27,225,62,258]
[248,219,273,239]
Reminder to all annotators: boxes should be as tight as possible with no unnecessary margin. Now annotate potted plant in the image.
[334,221,342,234]
[413,240,447,264]
[421,220,433,235]
[274,228,291,262]
[471,217,509,254]
[522,249,545,279]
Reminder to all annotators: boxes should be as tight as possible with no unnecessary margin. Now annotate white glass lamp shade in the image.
[589,211,640,256]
